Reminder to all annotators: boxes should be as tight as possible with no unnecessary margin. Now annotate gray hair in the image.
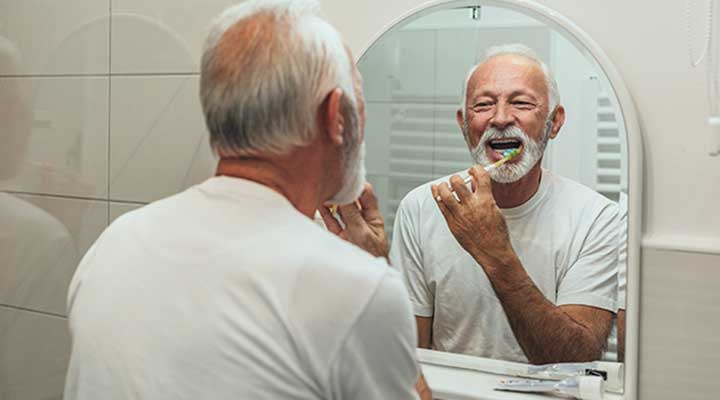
[460,43,560,117]
[200,0,356,157]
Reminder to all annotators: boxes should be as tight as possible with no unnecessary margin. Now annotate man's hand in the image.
[319,183,389,259]
[430,166,515,268]
[415,374,433,400]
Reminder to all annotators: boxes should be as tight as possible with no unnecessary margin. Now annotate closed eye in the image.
[512,101,536,109]
[472,102,494,111]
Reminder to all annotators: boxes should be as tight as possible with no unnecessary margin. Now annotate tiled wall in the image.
[0,1,229,398]
[639,248,720,400]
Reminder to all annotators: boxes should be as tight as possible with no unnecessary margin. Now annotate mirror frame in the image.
[356,0,643,398]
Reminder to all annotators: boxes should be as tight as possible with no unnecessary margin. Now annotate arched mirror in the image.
[357,0,642,397]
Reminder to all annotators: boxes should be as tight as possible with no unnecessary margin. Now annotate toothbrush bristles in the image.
[461,148,520,185]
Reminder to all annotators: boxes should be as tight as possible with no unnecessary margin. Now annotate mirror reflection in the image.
[359,3,628,366]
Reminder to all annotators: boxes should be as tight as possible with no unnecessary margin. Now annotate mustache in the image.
[479,126,531,145]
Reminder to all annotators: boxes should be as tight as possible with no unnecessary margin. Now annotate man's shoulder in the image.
[548,171,617,211]
[399,171,465,212]
[294,223,393,281]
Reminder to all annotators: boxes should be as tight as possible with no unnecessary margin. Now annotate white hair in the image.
[460,43,560,117]
[200,0,357,157]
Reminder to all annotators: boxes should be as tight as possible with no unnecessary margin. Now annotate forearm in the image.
[617,309,626,362]
[480,254,606,364]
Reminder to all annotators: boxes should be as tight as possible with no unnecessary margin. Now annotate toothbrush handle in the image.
[462,164,496,185]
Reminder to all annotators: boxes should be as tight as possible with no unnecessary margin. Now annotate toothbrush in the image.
[438,148,521,200]
[462,147,521,186]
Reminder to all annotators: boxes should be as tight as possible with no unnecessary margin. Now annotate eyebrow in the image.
[471,89,539,102]
[508,90,539,100]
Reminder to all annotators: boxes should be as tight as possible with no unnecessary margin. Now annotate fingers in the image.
[449,175,472,202]
[468,165,492,193]
[318,205,342,235]
[358,183,383,222]
[431,184,450,219]
[433,181,460,215]
[337,201,363,226]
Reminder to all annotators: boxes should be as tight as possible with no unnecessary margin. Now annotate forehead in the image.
[467,54,548,99]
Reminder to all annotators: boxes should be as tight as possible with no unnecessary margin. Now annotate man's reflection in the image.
[0,32,75,398]
[390,44,619,364]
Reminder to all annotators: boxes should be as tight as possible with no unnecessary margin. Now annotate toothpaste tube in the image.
[496,375,604,400]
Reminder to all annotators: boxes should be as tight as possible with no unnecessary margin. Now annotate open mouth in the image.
[487,138,523,160]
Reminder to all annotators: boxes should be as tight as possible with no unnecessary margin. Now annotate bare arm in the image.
[484,256,612,363]
[416,316,433,349]
[617,309,625,362]
[414,316,434,399]
[432,167,613,364]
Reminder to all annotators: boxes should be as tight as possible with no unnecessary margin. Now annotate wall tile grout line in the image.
[0,72,200,78]
[0,304,66,319]
[0,74,108,78]
[1,189,146,206]
[107,0,113,225]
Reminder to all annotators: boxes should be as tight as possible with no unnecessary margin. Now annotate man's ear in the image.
[456,109,464,132]
[321,88,345,147]
[548,105,566,139]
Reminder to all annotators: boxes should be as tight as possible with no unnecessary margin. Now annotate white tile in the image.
[0,306,69,400]
[358,35,394,103]
[109,202,144,223]
[358,29,435,103]
[0,193,107,316]
[365,174,390,222]
[0,1,109,75]
[365,102,392,175]
[435,29,477,100]
[110,75,216,203]
[111,0,236,74]
[433,103,472,178]
[640,249,720,400]
[434,26,553,100]
[0,77,109,198]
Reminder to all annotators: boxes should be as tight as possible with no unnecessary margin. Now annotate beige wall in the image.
[639,248,720,400]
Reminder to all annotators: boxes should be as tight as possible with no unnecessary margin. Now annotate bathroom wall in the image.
[0,0,718,399]
[0,1,225,398]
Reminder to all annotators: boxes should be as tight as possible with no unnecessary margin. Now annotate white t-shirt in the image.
[390,169,619,363]
[65,176,419,400]
[617,192,628,309]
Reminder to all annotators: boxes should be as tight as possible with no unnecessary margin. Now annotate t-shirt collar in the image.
[196,175,294,208]
[499,169,552,219]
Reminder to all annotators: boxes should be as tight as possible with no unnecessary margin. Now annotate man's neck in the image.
[214,155,323,218]
[491,163,543,209]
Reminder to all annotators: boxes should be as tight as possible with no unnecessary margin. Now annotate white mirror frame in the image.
[356,0,643,398]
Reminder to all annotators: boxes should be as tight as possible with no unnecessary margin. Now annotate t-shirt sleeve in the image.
[327,272,420,400]
[616,193,628,310]
[389,195,434,317]
[66,239,100,316]
[556,202,619,312]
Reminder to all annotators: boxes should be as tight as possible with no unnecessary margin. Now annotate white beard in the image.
[329,141,366,205]
[468,122,551,183]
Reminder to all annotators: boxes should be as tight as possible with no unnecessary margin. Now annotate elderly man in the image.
[389,44,619,364]
[64,1,423,399]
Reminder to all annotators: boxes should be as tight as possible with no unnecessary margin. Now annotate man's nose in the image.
[490,103,514,130]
